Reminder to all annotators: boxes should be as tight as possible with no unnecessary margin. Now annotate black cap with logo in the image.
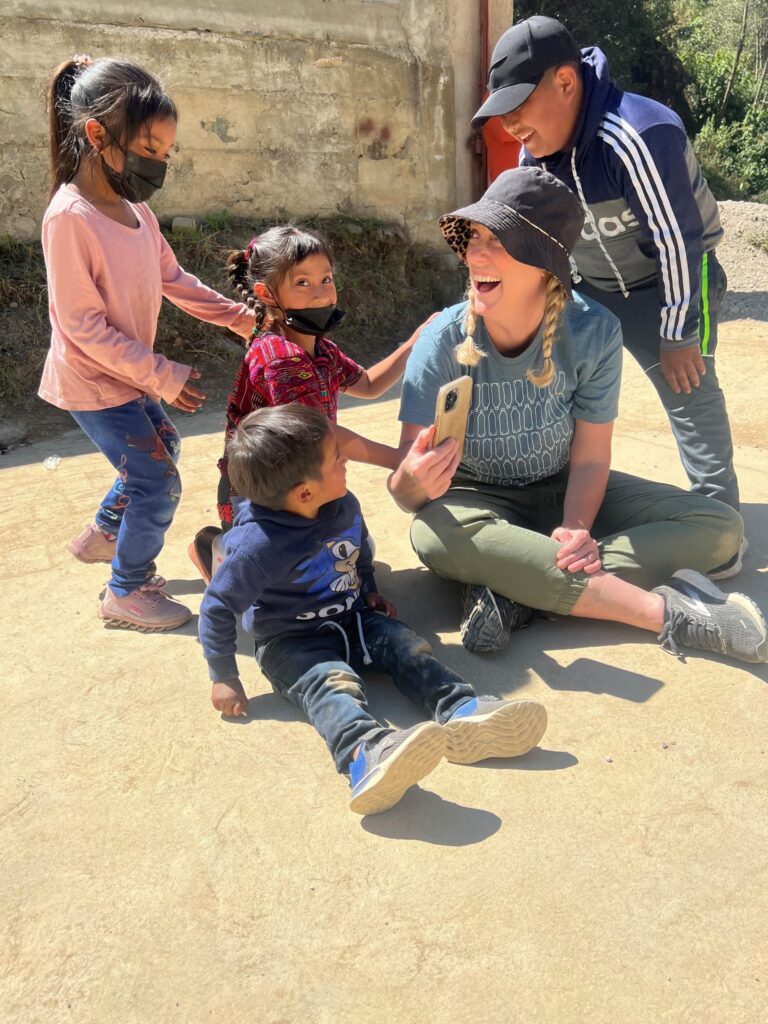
[472,16,580,129]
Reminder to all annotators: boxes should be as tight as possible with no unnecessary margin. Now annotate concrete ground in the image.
[1,320,767,1024]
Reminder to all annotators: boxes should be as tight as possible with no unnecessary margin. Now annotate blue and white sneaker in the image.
[443,696,548,764]
[348,722,447,815]
[654,569,768,664]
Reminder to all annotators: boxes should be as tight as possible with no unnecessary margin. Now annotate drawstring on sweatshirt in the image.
[355,612,373,665]
[569,149,630,299]
[319,611,373,666]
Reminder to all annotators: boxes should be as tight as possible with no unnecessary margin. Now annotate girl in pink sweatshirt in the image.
[40,56,255,632]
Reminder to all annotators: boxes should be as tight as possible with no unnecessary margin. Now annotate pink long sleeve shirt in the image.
[39,185,255,411]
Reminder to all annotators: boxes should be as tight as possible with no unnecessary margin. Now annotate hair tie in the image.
[72,54,93,71]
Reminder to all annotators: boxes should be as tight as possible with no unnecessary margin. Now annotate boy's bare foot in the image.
[188,525,223,584]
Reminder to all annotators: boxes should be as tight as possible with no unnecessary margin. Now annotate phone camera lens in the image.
[445,389,457,411]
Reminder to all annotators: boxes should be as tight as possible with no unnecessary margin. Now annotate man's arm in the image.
[601,119,709,393]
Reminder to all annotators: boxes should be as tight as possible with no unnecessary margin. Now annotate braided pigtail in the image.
[226,247,256,307]
[528,275,566,388]
[454,285,486,367]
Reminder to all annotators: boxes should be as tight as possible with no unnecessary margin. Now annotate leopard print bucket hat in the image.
[439,166,584,298]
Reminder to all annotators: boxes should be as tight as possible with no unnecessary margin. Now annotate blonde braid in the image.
[454,285,486,367]
[528,275,566,388]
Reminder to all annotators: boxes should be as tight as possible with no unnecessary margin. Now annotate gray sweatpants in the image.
[410,470,743,615]
[578,251,740,510]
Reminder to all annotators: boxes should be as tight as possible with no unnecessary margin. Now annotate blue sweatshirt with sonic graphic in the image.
[199,492,376,682]
[522,47,722,351]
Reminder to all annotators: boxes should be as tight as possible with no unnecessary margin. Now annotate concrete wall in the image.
[0,1,511,244]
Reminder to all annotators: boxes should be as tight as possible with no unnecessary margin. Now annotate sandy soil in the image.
[1,321,767,1024]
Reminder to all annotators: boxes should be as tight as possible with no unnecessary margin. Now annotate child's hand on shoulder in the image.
[211,678,249,717]
[365,592,397,618]
[404,311,440,349]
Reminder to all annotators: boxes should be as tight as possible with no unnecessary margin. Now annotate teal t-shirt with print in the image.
[399,292,623,487]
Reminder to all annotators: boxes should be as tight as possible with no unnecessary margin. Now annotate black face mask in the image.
[100,141,167,204]
[282,304,346,336]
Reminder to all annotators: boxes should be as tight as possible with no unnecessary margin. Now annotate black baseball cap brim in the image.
[471,80,539,129]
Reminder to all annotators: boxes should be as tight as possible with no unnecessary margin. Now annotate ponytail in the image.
[527,275,566,388]
[48,59,85,198]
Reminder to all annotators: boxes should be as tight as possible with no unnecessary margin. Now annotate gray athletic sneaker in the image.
[708,537,749,581]
[443,696,548,764]
[460,584,534,653]
[348,722,446,815]
[654,569,768,664]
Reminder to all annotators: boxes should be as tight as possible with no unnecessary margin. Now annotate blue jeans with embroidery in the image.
[256,609,475,773]
[70,397,182,596]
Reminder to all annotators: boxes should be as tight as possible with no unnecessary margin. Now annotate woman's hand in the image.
[365,592,397,618]
[551,526,602,574]
[396,426,460,500]
[171,369,206,412]
[211,678,249,717]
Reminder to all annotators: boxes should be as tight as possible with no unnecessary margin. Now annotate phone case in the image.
[432,375,472,451]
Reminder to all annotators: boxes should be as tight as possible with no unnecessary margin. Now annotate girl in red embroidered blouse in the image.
[188,224,429,581]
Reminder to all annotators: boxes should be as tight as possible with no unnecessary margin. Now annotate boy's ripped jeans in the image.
[256,610,475,773]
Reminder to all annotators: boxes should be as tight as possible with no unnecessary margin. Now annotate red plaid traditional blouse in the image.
[224,331,364,439]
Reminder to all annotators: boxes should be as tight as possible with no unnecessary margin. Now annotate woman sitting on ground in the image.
[388,167,766,665]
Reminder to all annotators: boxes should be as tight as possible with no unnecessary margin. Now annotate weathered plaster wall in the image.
[0,1,509,243]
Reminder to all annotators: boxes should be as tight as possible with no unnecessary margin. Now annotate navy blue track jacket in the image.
[522,47,723,352]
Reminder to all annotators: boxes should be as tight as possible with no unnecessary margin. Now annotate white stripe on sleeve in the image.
[598,113,691,340]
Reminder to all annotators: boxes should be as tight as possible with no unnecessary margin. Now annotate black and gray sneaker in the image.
[459,584,534,653]
[654,569,768,664]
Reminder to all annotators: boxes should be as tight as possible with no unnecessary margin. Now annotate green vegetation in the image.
[516,0,768,200]
[0,215,463,411]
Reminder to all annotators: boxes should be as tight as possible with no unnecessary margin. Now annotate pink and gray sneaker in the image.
[67,522,116,563]
[99,586,191,633]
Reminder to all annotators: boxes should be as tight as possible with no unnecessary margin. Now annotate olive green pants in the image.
[410,470,743,615]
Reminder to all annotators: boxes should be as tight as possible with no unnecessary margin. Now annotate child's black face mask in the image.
[99,130,168,203]
[282,305,346,336]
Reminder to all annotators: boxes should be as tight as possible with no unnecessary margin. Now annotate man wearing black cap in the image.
[473,16,743,578]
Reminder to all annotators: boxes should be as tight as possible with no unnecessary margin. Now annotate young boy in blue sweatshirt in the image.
[198,404,547,815]
[472,16,743,576]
